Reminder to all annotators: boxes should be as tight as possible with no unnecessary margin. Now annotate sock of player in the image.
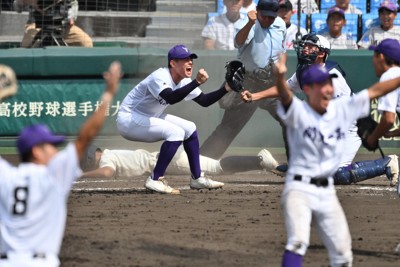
[282,250,302,267]
[152,140,182,180]
[183,131,201,179]
[220,156,261,173]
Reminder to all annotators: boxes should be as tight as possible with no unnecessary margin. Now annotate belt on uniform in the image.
[294,175,329,187]
[0,253,46,259]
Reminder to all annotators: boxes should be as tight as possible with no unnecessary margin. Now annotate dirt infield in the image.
[3,152,400,266]
[58,153,400,267]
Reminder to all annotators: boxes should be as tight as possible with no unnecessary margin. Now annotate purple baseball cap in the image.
[257,0,279,17]
[369,38,400,62]
[328,6,345,19]
[17,124,65,155]
[379,0,398,12]
[302,64,338,85]
[168,45,198,63]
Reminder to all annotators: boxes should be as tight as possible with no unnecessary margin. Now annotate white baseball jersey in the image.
[290,0,320,14]
[118,67,202,117]
[278,90,370,265]
[358,25,400,49]
[320,32,358,50]
[278,90,370,178]
[285,24,307,50]
[98,148,222,177]
[201,13,245,50]
[286,66,361,166]
[0,143,81,266]
[377,67,400,114]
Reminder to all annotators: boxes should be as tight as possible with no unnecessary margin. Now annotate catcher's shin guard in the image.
[334,157,392,185]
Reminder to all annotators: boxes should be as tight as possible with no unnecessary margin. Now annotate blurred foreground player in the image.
[274,57,400,266]
[0,61,121,267]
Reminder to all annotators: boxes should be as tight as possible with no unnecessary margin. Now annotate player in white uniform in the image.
[80,146,280,178]
[116,44,229,194]
[274,58,400,267]
[241,33,399,185]
[278,0,307,50]
[366,39,400,188]
[0,62,121,267]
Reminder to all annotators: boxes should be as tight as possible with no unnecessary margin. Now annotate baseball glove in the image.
[357,115,379,151]
[0,64,18,102]
[225,60,245,93]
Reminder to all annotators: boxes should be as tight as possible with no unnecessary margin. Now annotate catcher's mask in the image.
[294,33,331,65]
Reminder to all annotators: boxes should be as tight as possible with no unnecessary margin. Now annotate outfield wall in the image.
[0,47,399,149]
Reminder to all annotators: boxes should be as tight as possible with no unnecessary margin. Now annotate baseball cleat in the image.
[387,155,399,187]
[144,176,180,194]
[258,149,282,176]
[190,172,224,190]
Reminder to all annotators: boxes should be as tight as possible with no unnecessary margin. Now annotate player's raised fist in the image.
[196,68,208,84]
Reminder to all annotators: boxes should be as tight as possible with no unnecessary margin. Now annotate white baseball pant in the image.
[117,112,196,142]
[281,176,353,267]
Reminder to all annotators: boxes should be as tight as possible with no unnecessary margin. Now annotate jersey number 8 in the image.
[13,187,29,215]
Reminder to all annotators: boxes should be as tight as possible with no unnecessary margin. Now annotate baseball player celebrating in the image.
[116,44,230,194]
[365,39,400,187]
[274,56,400,266]
[0,61,121,267]
[241,33,399,186]
[80,146,281,178]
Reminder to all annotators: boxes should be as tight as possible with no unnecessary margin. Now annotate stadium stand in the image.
[290,13,309,30]
[320,0,367,13]
[0,0,215,49]
[310,13,359,41]
[361,12,400,34]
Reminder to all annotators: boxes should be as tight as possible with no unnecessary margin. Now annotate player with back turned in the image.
[0,62,121,267]
[273,49,400,266]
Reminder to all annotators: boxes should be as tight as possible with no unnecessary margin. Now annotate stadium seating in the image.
[310,13,359,41]
[320,0,367,13]
[290,13,308,30]
[361,12,400,34]
[369,0,381,13]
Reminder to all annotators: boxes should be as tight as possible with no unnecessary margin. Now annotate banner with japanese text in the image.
[0,79,139,136]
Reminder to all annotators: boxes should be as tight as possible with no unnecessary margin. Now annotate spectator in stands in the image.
[202,0,244,50]
[358,0,400,49]
[329,0,363,14]
[278,0,307,49]
[223,0,257,15]
[321,7,358,49]
[290,0,319,14]
[14,0,93,48]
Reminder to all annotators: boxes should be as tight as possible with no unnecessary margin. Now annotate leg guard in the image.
[334,157,392,185]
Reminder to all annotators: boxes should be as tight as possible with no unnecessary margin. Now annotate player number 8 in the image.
[13,187,28,215]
